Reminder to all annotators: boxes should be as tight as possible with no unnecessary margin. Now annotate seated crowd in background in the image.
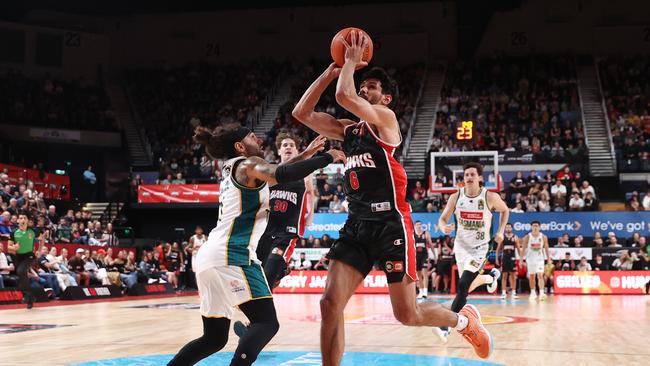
[431,55,587,168]
[598,57,650,173]
[0,69,116,131]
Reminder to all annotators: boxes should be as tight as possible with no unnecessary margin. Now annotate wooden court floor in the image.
[0,293,648,365]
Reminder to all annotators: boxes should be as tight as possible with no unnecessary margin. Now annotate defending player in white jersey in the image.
[521,221,551,301]
[434,162,510,342]
[168,124,344,366]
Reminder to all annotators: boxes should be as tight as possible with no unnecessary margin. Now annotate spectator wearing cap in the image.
[68,248,90,286]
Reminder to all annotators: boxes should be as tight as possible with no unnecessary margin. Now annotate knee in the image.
[320,295,341,320]
[393,308,418,326]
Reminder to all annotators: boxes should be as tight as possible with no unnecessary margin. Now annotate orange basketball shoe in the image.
[458,304,493,359]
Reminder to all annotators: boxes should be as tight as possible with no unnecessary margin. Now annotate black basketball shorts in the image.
[328,217,417,284]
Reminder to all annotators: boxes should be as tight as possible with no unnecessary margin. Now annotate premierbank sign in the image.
[304,212,650,239]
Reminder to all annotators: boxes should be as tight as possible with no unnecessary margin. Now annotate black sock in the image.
[231,298,280,366]
[167,317,230,366]
[263,253,287,290]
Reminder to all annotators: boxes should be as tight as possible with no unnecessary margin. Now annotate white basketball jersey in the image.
[194,157,269,272]
[526,232,545,261]
[453,187,492,249]
[191,234,207,255]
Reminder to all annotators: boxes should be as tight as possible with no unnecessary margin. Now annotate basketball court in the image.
[1,292,647,365]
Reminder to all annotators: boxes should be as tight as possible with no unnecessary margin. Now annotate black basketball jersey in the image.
[503,233,517,256]
[415,231,427,253]
[342,121,409,221]
[265,179,308,237]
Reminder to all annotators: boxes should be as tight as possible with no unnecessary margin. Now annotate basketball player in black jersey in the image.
[234,131,315,338]
[293,30,493,363]
[414,220,433,299]
[257,131,315,286]
[495,223,522,299]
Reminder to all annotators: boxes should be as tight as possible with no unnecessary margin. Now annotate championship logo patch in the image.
[478,199,484,210]
[230,280,246,294]
[385,261,404,273]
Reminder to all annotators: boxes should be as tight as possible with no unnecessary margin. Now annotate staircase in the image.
[106,80,152,167]
[576,63,617,177]
[83,202,110,221]
[254,72,299,141]
[402,66,446,179]
[83,202,124,226]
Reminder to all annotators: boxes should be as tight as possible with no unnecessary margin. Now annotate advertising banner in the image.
[554,271,650,294]
[274,270,388,294]
[138,184,219,203]
[304,212,650,239]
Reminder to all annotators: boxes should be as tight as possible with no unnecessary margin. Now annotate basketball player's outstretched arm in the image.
[438,193,459,235]
[335,31,398,136]
[280,136,327,165]
[292,64,356,140]
[241,150,346,187]
[488,192,510,245]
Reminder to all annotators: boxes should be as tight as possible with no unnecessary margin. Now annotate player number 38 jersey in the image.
[453,187,492,248]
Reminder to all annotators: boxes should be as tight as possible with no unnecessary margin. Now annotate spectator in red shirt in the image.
[556,166,573,183]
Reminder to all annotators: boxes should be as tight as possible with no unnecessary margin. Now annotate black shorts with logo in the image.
[328,217,416,284]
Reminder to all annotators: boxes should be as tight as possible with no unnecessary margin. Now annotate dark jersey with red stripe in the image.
[265,179,308,237]
[342,121,410,221]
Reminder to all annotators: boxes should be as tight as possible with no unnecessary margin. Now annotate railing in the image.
[401,65,428,159]
[123,80,154,166]
[424,61,447,159]
[593,57,618,173]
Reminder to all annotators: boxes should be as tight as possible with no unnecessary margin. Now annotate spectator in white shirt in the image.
[291,252,312,270]
[568,192,585,211]
[580,181,596,199]
[577,257,592,272]
[510,202,524,213]
[550,179,567,197]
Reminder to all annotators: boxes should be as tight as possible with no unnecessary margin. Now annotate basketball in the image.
[330,27,374,68]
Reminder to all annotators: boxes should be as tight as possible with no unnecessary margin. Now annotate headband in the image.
[227,126,252,157]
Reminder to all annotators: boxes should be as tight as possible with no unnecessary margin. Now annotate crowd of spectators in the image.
[0,69,116,131]
[598,57,650,172]
[505,166,597,212]
[127,60,285,182]
[431,55,587,167]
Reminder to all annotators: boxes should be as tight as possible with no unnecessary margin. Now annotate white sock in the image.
[423,288,428,296]
[455,314,469,331]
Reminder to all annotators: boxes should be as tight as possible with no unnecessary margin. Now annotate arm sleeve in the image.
[275,153,334,183]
